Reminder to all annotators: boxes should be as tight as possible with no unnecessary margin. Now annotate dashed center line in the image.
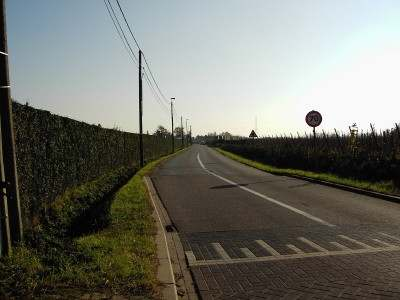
[197,153,335,227]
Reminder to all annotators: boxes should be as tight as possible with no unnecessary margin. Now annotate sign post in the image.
[305,110,322,149]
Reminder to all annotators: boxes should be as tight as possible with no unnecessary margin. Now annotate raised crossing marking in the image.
[212,243,231,260]
[380,232,400,242]
[287,244,304,254]
[330,242,351,251]
[255,240,280,256]
[184,233,400,266]
[185,251,196,265]
[197,153,336,227]
[372,239,393,247]
[298,237,328,252]
[240,247,256,258]
[338,235,374,249]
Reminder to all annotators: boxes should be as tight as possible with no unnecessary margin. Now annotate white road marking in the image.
[185,251,197,265]
[330,242,351,251]
[197,153,335,227]
[372,239,393,247]
[241,247,256,258]
[287,244,304,254]
[380,232,400,242]
[298,237,328,252]
[186,243,400,267]
[256,240,280,256]
[212,243,231,260]
[338,235,374,249]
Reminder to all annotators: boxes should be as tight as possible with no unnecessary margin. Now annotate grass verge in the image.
[0,150,184,299]
[215,148,398,196]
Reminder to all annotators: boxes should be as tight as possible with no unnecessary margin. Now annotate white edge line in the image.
[197,153,335,227]
[145,177,179,300]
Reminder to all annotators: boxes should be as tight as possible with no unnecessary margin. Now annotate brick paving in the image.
[181,225,400,299]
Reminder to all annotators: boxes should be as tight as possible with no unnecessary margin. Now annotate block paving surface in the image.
[180,225,400,299]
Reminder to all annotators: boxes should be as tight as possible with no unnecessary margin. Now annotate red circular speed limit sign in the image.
[305,110,322,127]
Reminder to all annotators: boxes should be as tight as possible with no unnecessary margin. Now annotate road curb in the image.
[144,176,199,300]
[288,174,400,204]
[145,176,178,300]
[214,148,400,204]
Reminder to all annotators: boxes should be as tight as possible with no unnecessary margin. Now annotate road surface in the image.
[151,145,400,299]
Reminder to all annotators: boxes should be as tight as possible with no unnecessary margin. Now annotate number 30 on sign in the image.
[305,110,322,128]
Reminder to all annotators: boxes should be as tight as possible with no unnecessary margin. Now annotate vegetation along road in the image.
[152,144,400,299]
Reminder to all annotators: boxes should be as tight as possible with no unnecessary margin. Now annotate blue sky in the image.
[7,0,400,136]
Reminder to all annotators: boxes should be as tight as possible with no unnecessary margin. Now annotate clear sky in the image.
[7,0,400,136]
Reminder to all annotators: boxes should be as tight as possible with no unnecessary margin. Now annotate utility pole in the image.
[0,0,22,254]
[180,116,184,148]
[138,50,144,167]
[185,119,188,147]
[190,125,192,145]
[170,98,175,153]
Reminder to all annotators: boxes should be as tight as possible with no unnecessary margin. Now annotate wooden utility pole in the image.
[190,125,192,144]
[180,116,184,148]
[170,98,175,153]
[138,50,144,167]
[0,0,22,254]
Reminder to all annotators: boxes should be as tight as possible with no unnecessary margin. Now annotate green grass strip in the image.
[215,148,398,196]
[74,150,185,296]
[0,149,186,299]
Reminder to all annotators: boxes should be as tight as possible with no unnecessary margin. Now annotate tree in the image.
[174,126,184,138]
[154,125,170,138]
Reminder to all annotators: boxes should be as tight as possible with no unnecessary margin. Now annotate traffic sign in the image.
[249,130,258,138]
[305,110,322,127]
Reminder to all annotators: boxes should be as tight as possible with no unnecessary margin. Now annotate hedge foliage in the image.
[12,101,174,229]
[0,166,136,298]
[212,126,400,190]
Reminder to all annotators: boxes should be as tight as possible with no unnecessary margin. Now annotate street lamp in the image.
[170,98,175,153]
[185,118,189,146]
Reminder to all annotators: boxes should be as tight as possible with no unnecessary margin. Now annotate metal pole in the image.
[0,0,22,249]
[170,98,175,153]
[138,50,144,167]
[313,126,316,152]
[180,116,184,148]
[185,119,188,147]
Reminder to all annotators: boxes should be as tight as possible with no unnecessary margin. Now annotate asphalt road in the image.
[151,145,400,299]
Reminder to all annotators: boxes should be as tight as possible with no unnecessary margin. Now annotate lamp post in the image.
[185,119,189,146]
[170,98,175,153]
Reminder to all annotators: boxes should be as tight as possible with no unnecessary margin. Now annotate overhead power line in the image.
[114,0,170,107]
[104,0,138,65]
[115,0,141,51]
[104,0,177,121]
[143,71,170,115]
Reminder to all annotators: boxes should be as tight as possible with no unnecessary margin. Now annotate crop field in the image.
[212,124,400,193]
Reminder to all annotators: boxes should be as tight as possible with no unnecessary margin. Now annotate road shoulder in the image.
[145,176,199,300]
[214,147,400,203]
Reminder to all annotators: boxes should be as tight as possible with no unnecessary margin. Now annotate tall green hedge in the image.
[12,102,174,228]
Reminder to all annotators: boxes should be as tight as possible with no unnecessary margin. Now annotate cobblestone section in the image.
[181,225,400,299]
